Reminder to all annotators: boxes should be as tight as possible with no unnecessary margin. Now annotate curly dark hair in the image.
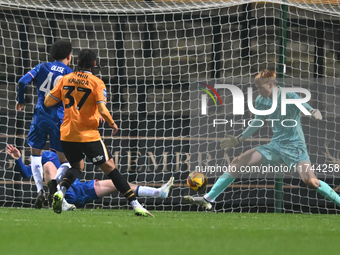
[50,40,72,61]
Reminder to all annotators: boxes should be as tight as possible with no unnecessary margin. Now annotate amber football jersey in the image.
[49,71,107,142]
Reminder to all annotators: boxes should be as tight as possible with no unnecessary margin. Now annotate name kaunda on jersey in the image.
[67,78,89,86]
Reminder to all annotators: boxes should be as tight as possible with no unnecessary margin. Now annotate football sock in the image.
[30,155,44,192]
[316,180,340,207]
[55,162,71,183]
[136,186,160,197]
[59,168,81,195]
[205,172,235,202]
[107,168,136,203]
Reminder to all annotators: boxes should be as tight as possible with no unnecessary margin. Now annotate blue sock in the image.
[205,172,235,202]
[316,180,340,207]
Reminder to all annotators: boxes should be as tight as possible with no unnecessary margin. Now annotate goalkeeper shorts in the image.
[255,142,311,170]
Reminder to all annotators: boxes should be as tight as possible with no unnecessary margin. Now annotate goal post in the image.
[0,0,340,213]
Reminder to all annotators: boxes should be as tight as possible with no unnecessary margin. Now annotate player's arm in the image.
[220,118,263,151]
[44,93,61,107]
[289,92,322,120]
[221,95,265,151]
[44,78,62,107]
[16,68,38,111]
[44,77,63,107]
[6,144,33,178]
[98,103,118,135]
[302,102,322,120]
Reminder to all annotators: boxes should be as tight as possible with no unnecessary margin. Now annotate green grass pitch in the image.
[0,208,339,255]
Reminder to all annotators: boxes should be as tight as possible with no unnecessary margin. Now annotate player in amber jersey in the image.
[50,70,106,143]
[45,49,153,217]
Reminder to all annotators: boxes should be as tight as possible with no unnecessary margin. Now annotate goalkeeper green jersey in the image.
[252,87,313,144]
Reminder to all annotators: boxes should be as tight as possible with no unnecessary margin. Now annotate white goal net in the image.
[0,0,340,213]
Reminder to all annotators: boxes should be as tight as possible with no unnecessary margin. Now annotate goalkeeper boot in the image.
[62,199,76,211]
[47,179,57,208]
[184,196,212,210]
[159,177,175,199]
[34,189,46,209]
[134,207,154,217]
[52,190,64,214]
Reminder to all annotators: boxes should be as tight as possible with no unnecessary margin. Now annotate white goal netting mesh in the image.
[0,0,340,213]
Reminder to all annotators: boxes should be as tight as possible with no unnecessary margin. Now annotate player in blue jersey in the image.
[6,144,174,208]
[16,40,73,209]
[6,144,76,211]
[185,69,340,210]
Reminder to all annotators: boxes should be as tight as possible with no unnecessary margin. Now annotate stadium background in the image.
[0,0,340,213]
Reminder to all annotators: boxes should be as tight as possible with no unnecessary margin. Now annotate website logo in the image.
[199,82,222,115]
[200,84,311,116]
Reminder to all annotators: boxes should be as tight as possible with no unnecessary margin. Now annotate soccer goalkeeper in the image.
[185,69,340,210]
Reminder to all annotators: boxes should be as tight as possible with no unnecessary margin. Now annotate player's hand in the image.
[220,134,239,151]
[99,115,106,123]
[109,122,118,135]
[6,144,21,160]
[15,103,25,111]
[311,109,322,120]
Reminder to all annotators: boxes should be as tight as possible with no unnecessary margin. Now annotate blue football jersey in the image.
[17,61,73,120]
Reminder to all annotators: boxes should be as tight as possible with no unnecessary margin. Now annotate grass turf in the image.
[0,208,339,255]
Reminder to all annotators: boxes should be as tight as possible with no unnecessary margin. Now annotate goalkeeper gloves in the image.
[220,134,243,151]
[310,109,322,120]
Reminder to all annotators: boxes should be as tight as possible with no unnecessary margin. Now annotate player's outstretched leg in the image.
[183,196,212,210]
[106,166,154,217]
[183,171,235,210]
[34,189,46,209]
[52,190,64,214]
[159,177,174,199]
[316,180,340,207]
[297,161,340,208]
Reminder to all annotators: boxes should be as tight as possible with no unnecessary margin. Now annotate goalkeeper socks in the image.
[55,162,71,183]
[205,172,235,202]
[136,186,160,197]
[107,168,136,203]
[316,180,340,207]
[31,155,44,192]
[59,168,81,194]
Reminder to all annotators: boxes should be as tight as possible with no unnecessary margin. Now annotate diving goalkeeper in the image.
[185,69,340,210]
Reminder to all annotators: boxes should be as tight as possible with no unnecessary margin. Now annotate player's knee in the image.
[302,178,319,189]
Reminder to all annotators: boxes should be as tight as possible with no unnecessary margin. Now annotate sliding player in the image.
[6,144,174,208]
[16,40,73,209]
[185,69,340,210]
[6,144,75,211]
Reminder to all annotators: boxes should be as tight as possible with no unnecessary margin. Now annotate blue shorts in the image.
[27,106,63,152]
[41,150,60,169]
[64,179,100,207]
[255,142,311,170]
